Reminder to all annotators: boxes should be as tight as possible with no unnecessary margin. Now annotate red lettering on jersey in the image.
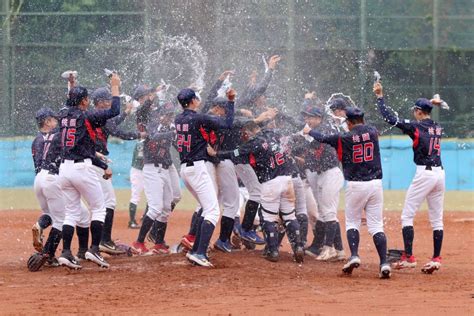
[337,137,343,161]
[176,134,191,152]
[413,128,420,148]
[85,119,96,142]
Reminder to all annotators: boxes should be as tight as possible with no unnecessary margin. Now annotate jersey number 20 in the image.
[352,142,374,163]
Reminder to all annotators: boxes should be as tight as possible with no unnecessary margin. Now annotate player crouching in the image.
[208,120,305,264]
[304,107,391,279]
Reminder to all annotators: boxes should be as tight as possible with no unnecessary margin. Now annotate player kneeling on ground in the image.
[303,107,391,279]
[208,120,304,264]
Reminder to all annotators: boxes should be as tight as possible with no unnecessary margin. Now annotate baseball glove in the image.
[27,252,48,272]
[387,249,404,263]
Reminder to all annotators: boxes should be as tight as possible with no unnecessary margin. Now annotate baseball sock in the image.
[129,202,137,222]
[346,228,360,257]
[373,232,388,265]
[153,221,167,245]
[43,227,61,257]
[286,219,303,249]
[101,208,114,243]
[296,214,308,246]
[61,224,74,252]
[149,221,159,240]
[188,208,203,236]
[233,216,241,233]
[334,222,344,251]
[76,226,89,254]
[90,220,104,250]
[324,221,337,247]
[242,200,259,232]
[196,220,215,256]
[142,204,149,219]
[38,214,52,229]
[219,216,234,242]
[402,226,414,256]
[433,229,443,258]
[309,220,325,251]
[137,215,154,243]
[191,216,204,253]
[262,221,279,251]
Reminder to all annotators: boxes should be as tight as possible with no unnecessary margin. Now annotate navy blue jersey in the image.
[309,124,382,181]
[94,111,139,156]
[219,129,292,183]
[174,102,234,163]
[59,96,120,162]
[305,121,340,173]
[144,119,175,167]
[377,97,442,167]
[32,130,62,175]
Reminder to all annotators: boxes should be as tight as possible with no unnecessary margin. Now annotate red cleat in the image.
[131,241,149,255]
[180,234,195,250]
[150,243,170,255]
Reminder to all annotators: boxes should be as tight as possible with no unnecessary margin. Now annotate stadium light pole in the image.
[432,0,440,122]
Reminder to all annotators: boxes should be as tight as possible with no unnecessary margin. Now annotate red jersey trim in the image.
[413,128,420,149]
[85,119,96,141]
[337,136,343,161]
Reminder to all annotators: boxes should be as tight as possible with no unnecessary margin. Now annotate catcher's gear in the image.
[27,252,48,272]
[387,249,404,263]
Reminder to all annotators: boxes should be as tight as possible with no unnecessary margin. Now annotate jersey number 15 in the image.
[352,142,374,163]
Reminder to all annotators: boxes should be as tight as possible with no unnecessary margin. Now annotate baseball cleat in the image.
[32,222,44,252]
[294,246,305,264]
[393,254,417,269]
[99,240,126,255]
[214,239,232,253]
[241,230,266,245]
[316,246,337,261]
[304,245,321,258]
[131,241,149,255]
[58,251,82,270]
[230,234,242,250]
[85,249,110,269]
[46,257,60,267]
[342,256,361,275]
[187,253,214,267]
[421,257,441,274]
[75,248,87,262]
[149,243,170,255]
[128,221,140,229]
[332,249,346,262]
[263,250,280,262]
[180,234,195,250]
[379,263,392,279]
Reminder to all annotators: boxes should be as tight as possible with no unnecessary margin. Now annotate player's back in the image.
[340,124,382,182]
[408,119,443,167]
[58,107,96,161]
[175,109,209,163]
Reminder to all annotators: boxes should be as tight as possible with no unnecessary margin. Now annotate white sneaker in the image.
[316,246,337,261]
[421,257,441,274]
[85,250,110,269]
[379,263,392,279]
[342,256,361,275]
[331,249,346,262]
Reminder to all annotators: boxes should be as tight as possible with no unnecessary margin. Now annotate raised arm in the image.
[204,88,236,130]
[87,74,121,126]
[303,126,339,148]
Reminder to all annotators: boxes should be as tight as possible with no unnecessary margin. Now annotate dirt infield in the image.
[0,210,472,315]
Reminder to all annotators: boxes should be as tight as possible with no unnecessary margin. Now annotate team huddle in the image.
[27,56,447,280]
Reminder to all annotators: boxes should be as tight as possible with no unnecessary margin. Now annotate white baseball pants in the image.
[345,179,384,236]
[129,167,144,205]
[402,166,445,230]
[235,163,262,203]
[92,165,116,210]
[169,163,182,205]
[34,170,65,230]
[59,159,106,226]
[261,176,296,223]
[143,164,173,223]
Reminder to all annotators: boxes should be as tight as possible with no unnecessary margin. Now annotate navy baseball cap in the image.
[66,86,88,107]
[35,107,56,124]
[211,96,228,108]
[91,87,112,102]
[301,106,323,117]
[345,107,364,120]
[329,98,349,111]
[132,85,154,101]
[412,98,433,112]
[177,88,199,107]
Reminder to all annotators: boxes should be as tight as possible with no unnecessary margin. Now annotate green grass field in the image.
[0,188,472,212]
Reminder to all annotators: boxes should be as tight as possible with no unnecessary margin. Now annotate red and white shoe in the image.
[421,256,442,274]
[393,254,417,269]
[180,234,195,251]
[150,243,170,255]
[131,241,149,255]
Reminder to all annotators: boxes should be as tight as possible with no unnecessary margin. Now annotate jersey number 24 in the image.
[177,134,192,152]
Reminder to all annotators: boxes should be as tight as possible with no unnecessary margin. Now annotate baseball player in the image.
[27,108,64,271]
[303,107,391,279]
[91,87,145,255]
[374,82,445,274]
[175,87,235,267]
[208,120,305,263]
[57,74,121,270]
[128,140,145,229]
[300,106,345,261]
[132,101,177,255]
